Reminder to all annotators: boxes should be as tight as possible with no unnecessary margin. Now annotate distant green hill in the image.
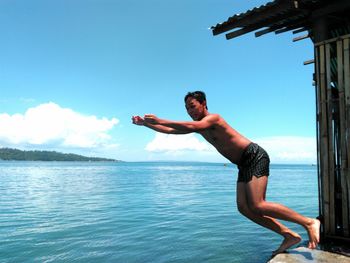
[0,148,121,162]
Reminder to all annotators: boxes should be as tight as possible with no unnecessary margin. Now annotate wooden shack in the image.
[211,0,350,244]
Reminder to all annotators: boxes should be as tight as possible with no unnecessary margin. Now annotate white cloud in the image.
[0,102,119,149]
[145,134,317,164]
[254,136,317,164]
[146,133,214,154]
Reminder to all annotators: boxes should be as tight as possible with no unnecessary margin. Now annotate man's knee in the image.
[237,202,250,216]
[249,201,265,215]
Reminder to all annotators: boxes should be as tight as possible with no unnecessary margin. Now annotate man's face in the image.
[185,97,206,121]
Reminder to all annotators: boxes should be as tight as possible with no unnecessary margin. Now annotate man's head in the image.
[184,91,208,120]
[184,91,208,109]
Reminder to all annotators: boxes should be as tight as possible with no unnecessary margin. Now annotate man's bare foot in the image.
[272,232,302,256]
[307,218,320,249]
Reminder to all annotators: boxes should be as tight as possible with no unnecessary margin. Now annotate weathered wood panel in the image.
[337,39,349,237]
[316,35,350,240]
[318,44,331,235]
[325,43,336,235]
[343,38,350,238]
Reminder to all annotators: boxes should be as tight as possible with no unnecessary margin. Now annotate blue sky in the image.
[0,0,317,163]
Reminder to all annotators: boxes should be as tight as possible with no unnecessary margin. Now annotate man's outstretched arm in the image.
[143,114,219,132]
[132,116,190,134]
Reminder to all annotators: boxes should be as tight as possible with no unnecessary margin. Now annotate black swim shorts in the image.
[237,143,270,183]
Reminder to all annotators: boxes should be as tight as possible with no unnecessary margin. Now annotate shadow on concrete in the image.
[288,249,314,261]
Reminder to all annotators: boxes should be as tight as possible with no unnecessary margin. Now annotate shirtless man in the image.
[132,90,320,255]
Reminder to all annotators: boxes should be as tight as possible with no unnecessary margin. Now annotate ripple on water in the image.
[0,162,318,263]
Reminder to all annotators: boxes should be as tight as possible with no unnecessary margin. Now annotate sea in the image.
[0,161,319,263]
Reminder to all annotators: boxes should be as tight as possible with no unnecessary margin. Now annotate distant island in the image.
[0,148,121,162]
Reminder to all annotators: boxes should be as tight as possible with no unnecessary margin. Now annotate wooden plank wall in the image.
[315,35,350,241]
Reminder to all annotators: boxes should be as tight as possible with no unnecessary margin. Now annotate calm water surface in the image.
[0,162,318,263]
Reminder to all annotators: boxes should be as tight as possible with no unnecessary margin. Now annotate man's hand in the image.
[144,114,160,124]
[132,115,145,126]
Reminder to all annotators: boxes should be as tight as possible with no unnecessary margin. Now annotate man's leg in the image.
[237,182,302,254]
[245,175,320,249]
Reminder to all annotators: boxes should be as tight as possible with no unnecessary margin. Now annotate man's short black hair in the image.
[184,91,208,109]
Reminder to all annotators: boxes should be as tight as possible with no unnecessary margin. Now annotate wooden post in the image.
[325,43,336,235]
[318,44,331,235]
[315,45,323,228]
[337,39,349,237]
[344,38,350,237]
[344,38,350,164]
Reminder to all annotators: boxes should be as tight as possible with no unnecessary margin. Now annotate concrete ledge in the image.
[268,247,350,263]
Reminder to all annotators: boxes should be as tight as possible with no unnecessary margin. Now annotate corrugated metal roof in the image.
[211,0,350,41]
[212,0,281,30]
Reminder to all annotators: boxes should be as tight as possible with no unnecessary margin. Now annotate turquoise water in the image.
[0,162,318,263]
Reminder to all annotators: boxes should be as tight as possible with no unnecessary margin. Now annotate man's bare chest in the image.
[200,128,221,144]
